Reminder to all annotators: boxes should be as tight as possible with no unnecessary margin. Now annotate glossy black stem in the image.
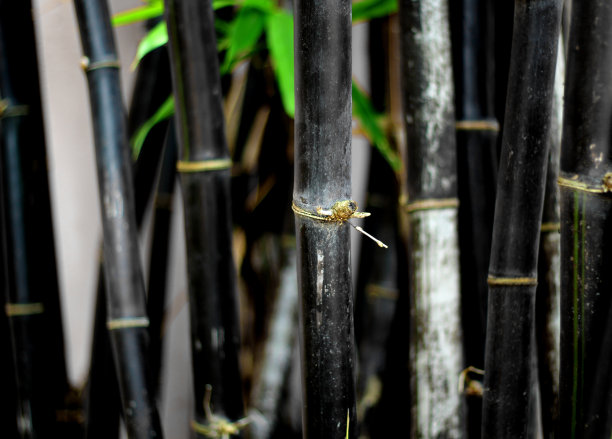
[0,218,17,436]
[449,1,498,435]
[84,29,173,439]
[84,281,120,439]
[558,1,612,437]
[146,125,177,398]
[0,0,73,436]
[164,0,244,429]
[482,1,562,437]
[129,39,173,219]
[293,0,356,437]
[73,0,163,436]
[535,41,563,439]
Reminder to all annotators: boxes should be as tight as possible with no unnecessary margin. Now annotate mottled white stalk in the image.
[249,248,299,439]
[410,208,463,438]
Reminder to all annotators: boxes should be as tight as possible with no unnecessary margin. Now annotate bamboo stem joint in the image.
[403,197,460,213]
[558,175,612,194]
[455,119,500,132]
[176,158,232,173]
[5,302,44,316]
[106,317,150,330]
[487,276,538,286]
[80,56,121,72]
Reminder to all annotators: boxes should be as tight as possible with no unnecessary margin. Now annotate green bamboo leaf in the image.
[352,81,401,172]
[265,10,294,117]
[241,0,276,12]
[131,95,175,159]
[352,0,398,24]
[220,7,267,74]
[112,2,164,27]
[131,21,168,70]
[112,0,240,27]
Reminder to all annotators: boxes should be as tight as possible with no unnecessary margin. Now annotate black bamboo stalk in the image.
[164,0,245,434]
[0,235,17,437]
[481,1,562,437]
[450,0,498,356]
[0,0,75,436]
[146,124,177,398]
[535,35,564,439]
[73,0,163,436]
[398,0,465,436]
[85,50,172,439]
[557,1,612,437]
[449,0,499,436]
[293,0,357,437]
[129,32,173,219]
[84,280,121,439]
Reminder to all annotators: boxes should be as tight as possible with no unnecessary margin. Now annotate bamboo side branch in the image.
[558,1,612,437]
[164,0,245,432]
[482,1,562,437]
[398,0,465,436]
[73,0,163,436]
[293,0,357,437]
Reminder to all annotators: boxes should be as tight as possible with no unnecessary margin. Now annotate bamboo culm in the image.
[399,0,465,436]
[146,124,177,398]
[535,34,564,439]
[0,0,72,435]
[449,0,499,435]
[481,1,562,437]
[293,0,357,437]
[164,0,245,432]
[558,1,612,437]
[84,34,173,439]
[73,0,163,436]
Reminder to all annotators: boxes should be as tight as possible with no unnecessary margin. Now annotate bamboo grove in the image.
[1,0,611,437]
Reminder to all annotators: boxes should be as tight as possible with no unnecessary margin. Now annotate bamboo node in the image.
[458,366,484,397]
[192,385,250,438]
[487,276,537,286]
[0,99,29,118]
[177,158,232,173]
[557,175,612,194]
[5,302,44,317]
[80,56,121,72]
[292,200,388,248]
[603,173,612,192]
[540,222,560,233]
[455,119,500,132]
[365,283,399,301]
[403,197,459,213]
[292,199,369,222]
[106,317,150,330]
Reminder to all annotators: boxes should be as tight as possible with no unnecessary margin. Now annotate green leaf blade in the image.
[352,0,398,24]
[131,95,175,159]
[112,2,164,27]
[220,7,267,74]
[265,11,295,118]
[352,81,401,172]
[132,21,168,70]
